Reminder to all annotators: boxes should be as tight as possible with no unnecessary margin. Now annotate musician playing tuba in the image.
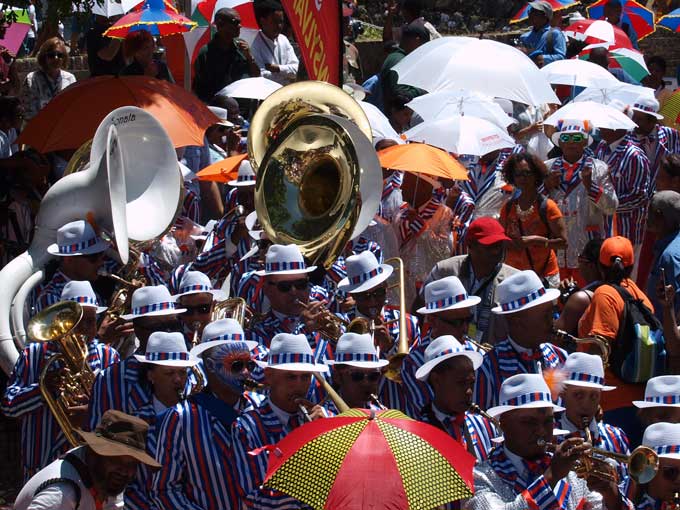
[1,281,119,483]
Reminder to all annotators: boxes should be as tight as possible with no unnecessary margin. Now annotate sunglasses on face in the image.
[435,315,473,328]
[514,170,535,178]
[353,288,387,301]
[182,303,212,315]
[268,279,309,293]
[349,371,381,383]
[46,51,64,59]
[559,133,586,144]
[229,359,256,373]
[136,321,182,333]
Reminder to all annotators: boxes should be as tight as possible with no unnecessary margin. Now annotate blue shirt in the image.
[519,24,566,65]
[648,230,680,320]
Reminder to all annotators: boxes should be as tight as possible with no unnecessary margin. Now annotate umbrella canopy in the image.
[579,46,649,82]
[393,37,559,106]
[540,59,619,88]
[563,19,633,48]
[196,153,248,182]
[407,90,515,130]
[572,81,653,105]
[587,0,655,40]
[660,90,680,130]
[0,6,30,55]
[658,8,680,32]
[263,409,475,510]
[510,0,580,23]
[404,115,515,156]
[357,101,404,145]
[92,0,129,17]
[378,143,469,181]
[544,100,637,129]
[216,77,282,100]
[17,75,218,152]
[104,0,196,38]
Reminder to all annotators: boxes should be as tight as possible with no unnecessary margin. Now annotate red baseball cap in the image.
[599,236,634,267]
[466,217,511,246]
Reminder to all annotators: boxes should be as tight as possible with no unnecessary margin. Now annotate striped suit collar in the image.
[121,357,155,420]
[488,445,528,493]
[253,399,288,435]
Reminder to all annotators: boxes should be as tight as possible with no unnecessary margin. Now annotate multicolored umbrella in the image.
[587,0,655,40]
[657,8,680,32]
[104,0,196,39]
[579,46,649,82]
[510,0,580,23]
[262,409,475,510]
[0,6,31,55]
[660,90,680,130]
[564,18,633,48]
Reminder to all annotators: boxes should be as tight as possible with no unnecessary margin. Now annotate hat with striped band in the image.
[327,332,389,369]
[642,422,680,460]
[47,220,110,257]
[120,285,187,320]
[134,332,199,367]
[228,159,257,187]
[491,270,560,315]
[338,251,393,294]
[245,211,264,241]
[633,376,680,408]
[550,119,593,146]
[255,333,329,373]
[415,335,483,382]
[60,280,107,314]
[630,94,664,121]
[173,270,226,300]
[487,373,565,419]
[254,244,317,276]
[561,352,615,391]
[417,276,481,315]
[190,318,258,356]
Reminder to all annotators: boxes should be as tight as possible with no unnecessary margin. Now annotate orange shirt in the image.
[578,279,653,410]
[500,198,562,277]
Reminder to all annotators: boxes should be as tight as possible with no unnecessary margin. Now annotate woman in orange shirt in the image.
[499,153,567,288]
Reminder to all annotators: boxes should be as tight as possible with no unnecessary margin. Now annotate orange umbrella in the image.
[377,143,469,181]
[196,153,248,183]
[18,75,219,152]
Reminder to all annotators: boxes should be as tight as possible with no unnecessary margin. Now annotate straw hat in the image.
[417,276,481,315]
[255,333,329,373]
[415,335,483,381]
[191,318,258,356]
[120,285,187,320]
[134,332,199,367]
[337,251,393,293]
[327,333,389,369]
[47,220,109,257]
[491,270,560,315]
[486,373,565,418]
[60,280,107,314]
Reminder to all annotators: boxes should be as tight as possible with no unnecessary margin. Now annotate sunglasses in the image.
[353,287,387,301]
[268,279,309,292]
[661,466,680,482]
[435,315,473,328]
[349,371,381,383]
[514,170,535,178]
[46,51,64,59]
[135,321,182,333]
[182,303,212,315]
[559,133,587,143]
[229,359,257,373]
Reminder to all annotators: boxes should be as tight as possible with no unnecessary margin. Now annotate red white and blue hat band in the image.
[568,372,605,386]
[179,284,213,293]
[335,352,379,363]
[269,352,316,366]
[646,395,680,404]
[265,261,306,272]
[58,236,100,254]
[427,293,468,310]
[145,352,190,362]
[655,445,680,455]
[206,333,244,343]
[634,102,658,114]
[133,301,176,315]
[501,391,552,407]
[69,295,100,307]
[349,267,383,286]
[501,287,546,312]
[237,174,255,182]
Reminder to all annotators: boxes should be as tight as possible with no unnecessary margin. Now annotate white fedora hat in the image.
[255,333,329,373]
[327,333,389,369]
[642,422,680,460]
[47,220,110,257]
[630,95,664,120]
[228,159,256,187]
[120,285,187,320]
[491,270,560,315]
[417,276,481,315]
[487,373,565,419]
[173,270,225,299]
[550,118,594,146]
[208,106,235,128]
[254,244,316,276]
[562,352,615,391]
[337,251,393,294]
[415,335,483,381]
[60,280,107,314]
[633,376,680,408]
[245,211,264,241]
[191,318,258,356]
[134,332,199,367]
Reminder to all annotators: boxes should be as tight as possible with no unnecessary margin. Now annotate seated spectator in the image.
[518,1,566,65]
[120,30,174,83]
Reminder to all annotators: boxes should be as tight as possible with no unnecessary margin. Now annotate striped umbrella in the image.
[657,8,680,32]
[587,0,655,40]
[660,90,680,130]
[510,0,580,23]
[579,46,649,82]
[262,409,475,510]
[104,0,196,39]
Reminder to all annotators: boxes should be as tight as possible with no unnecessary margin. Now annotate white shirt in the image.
[250,31,299,85]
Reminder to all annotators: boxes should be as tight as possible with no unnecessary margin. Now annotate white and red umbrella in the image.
[564,19,633,49]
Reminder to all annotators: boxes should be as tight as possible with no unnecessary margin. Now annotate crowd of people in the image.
[1,0,680,508]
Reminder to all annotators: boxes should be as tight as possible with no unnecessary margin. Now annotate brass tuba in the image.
[28,302,95,447]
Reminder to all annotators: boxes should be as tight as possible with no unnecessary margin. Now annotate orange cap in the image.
[599,236,634,267]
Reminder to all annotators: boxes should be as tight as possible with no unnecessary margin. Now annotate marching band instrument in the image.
[314,372,350,413]
[298,403,313,423]
[28,302,95,447]
[369,393,388,410]
[552,328,610,367]
[383,257,408,383]
[243,378,268,391]
[294,299,370,343]
[469,403,502,430]
[191,321,201,349]
[0,107,183,375]
[465,338,494,353]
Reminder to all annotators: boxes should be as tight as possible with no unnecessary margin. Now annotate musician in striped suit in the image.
[173,270,225,348]
[634,422,680,510]
[2,281,119,482]
[474,270,567,411]
[415,335,496,465]
[152,319,263,510]
[231,333,330,509]
[633,376,680,429]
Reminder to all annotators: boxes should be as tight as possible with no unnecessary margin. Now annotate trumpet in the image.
[369,393,388,410]
[243,378,268,391]
[294,299,370,342]
[465,338,494,353]
[552,328,610,367]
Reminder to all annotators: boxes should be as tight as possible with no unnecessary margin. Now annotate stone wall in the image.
[13,55,90,83]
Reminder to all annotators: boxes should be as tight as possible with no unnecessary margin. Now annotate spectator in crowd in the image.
[120,30,174,82]
[518,1,566,65]
[250,0,298,86]
[602,0,638,49]
[22,38,76,121]
[643,56,673,108]
[382,0,441,44]
[647,191,680,319]
[657,154,680,193]
[194,7,259,102]
[588,46,638,84]
[86,15,125,77]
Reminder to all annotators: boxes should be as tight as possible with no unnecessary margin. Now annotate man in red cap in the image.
[422,217,517,345]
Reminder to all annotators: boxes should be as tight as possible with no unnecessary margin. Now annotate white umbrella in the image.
[393,37,559,106]
[358,101,404,145]
[93,0,131,17]
[544,101,637,130]
[404,115,515,156]
[406,90,515,130]
[573,82,655,106]
[216,77,282,100]
[540,59,619,89]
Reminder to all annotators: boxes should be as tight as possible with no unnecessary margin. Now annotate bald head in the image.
[589,47,610,68]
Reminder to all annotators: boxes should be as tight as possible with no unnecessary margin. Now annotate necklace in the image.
[515,202,535,221]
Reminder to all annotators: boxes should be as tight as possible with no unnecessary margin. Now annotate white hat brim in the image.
[173,289,226,300]
[120,307,187,321]
[417,295,482,315]
[254,266,317,277]
[660,453,680,460]
[133,353,200,367]
[227,179,256,187]
[337,264,394,293]
[248,229,264,241]
[491,288,561,315]
[255,360,329,373]
[190,339,259,357]
[631,107,664,120]
[486,400,565,419]
[47,238,110,257]
[563,380,616,391]
[327,359,390,369]
[415,350,484,381]
[633,400,680,409]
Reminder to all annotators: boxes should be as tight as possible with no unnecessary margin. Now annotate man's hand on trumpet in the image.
[295,398,326,422]
[372,320,393,357]
[299,300,328,333]
[545,437,592,487]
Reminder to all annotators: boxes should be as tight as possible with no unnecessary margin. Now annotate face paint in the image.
[204,342,252,394]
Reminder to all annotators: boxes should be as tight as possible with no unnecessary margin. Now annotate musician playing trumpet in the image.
[635,422,680,510]
[173,270,224,348]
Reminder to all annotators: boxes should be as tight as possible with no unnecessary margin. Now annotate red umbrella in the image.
[564,18,633,49]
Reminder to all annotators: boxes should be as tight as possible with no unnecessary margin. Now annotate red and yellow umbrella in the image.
[196,153,248,183]
[262,409,475,510]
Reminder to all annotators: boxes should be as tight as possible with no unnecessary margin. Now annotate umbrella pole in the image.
[183,0,191,91]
